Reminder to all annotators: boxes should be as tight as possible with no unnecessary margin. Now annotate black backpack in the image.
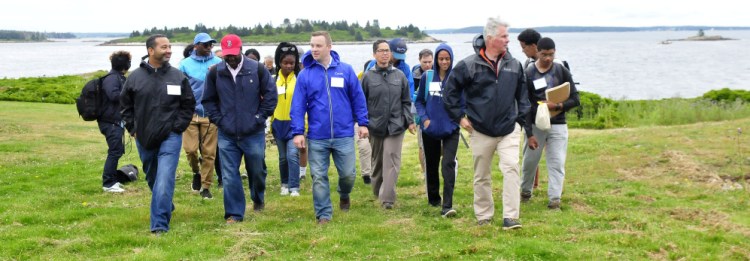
[76,73,113,121]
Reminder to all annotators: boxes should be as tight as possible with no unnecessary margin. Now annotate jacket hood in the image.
[301,49,341,69]
[189,50,217,62]
[472,34,515,62]
[433,43,454,82]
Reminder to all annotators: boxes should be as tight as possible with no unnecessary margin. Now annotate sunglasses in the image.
[201,42,214,48]
[280,46,296,52]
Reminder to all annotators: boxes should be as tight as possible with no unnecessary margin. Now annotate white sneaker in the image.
[113,182,124,188]
[103,185,125,193]
[299,167,307,180]
[280,186,289,195]
[290,191,300,197]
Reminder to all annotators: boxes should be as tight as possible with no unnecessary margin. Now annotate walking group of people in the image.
[94,15,579,235]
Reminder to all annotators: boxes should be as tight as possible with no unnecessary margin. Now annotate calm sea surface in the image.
[2,31,749,100]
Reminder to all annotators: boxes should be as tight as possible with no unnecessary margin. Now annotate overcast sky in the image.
[3,0,747,33]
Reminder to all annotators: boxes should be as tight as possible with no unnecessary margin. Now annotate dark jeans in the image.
[422,130,459,210]
[98,121,124,188]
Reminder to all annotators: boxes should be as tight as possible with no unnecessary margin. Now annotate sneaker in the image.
[441,209,457,218]
[477,219,492,226]
[241,173,248,179]
[363,176,371,184]
[340,198,351,211]
[299,167,307,180]
[290,191,300,197]
[191,173,201,191]
[280,185,289,196]
[113,182,124,188]
[226,218,241,224]
[521,191,532,203]
[151,229,167,236]
[317,218,330,225]
[382,202,394,209]
[253,202,265,212]
[502,218,522,230]
[103,185,125,193]
[200,189,213,199]
[548,199,561,210]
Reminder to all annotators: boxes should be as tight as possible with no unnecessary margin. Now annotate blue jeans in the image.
[98,121,124,187]
[308,137,356,220]
[218,130,266,221]
[135,132,182,232]
[274,136,300,191]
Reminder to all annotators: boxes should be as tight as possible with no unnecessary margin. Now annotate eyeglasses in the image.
[376,49,391,54]
[281,46,296,52]
[201,42,213,48]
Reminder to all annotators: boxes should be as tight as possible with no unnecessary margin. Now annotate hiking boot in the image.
[191,173,201,191]
[363,175,371,184]
[502,218,522,230]
[382,202,394,209]
[548,199,561,210]
[477,219,492,226]
[521,191,532,203]
[340,198,351,212]
[103,185,125,193]
[441,209,457,218]
[317,218,330,225]
[200,189,213,199]
[253,202,265,212]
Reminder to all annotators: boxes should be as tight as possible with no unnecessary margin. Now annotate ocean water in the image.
[1,31,749,100]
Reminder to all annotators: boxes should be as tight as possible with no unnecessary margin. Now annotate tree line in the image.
[0,30,76,41]
[128,19,427,40]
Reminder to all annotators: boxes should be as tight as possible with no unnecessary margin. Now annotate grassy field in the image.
[1,101,749,260]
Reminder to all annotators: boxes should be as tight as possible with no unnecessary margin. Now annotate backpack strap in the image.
[423,69,434,102]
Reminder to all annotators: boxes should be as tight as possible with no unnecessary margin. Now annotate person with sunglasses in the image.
[270,42,303,197]
[178,33,223,199]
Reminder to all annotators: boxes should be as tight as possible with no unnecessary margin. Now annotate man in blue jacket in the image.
[179,33,222,199]
[443,17,530,230]
[291,31,369,225]
[203,34,277,224]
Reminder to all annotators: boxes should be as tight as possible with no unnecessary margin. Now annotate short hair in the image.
[418,49,433,60]
[537,37,556,51]
[245,49,260,61]
[372,39,388,54]
[110,50,132,71]
[483,17,510,39]
[146,34,167,50]
[517,28,541,45]
[264,55,273,62]
[183,44,194,58]
[311,31,332,45]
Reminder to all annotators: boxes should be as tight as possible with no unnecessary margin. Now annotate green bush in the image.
[0,72,107,104]
[702,88,750,103]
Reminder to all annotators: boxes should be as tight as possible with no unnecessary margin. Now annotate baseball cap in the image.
[221,34,242,56]
[389,38,407,60]
[193,33,216,45]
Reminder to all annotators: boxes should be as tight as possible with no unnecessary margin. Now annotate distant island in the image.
[0,30,76,42]
[102,19,435,46]
[664,29,736,43]
[425,25,750,34]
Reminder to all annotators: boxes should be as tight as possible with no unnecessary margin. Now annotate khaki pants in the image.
[370,133,405,204]
[182,114,218,189]
[470,124,522,220]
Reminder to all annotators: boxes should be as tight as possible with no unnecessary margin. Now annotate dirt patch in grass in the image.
[616,150,724,188]
[668,208,750,237]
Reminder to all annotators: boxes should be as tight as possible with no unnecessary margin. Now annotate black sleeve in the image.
[173,76,196,133]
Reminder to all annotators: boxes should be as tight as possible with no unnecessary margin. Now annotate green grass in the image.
[1,101,750,259]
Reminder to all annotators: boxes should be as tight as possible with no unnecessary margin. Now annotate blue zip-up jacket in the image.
[203,57,277,138]
[179,52,222,117]
[366,58,415,101]
[290,50,368,140]
[415,43,459,139]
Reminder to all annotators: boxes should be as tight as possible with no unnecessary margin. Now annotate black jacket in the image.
[361,64,413,137]
[98,70,126,124]
[443,35,530,137]
[524,62,580,137]
[120,61,195,149]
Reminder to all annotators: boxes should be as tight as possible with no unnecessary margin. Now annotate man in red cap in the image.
[202,34,277,224]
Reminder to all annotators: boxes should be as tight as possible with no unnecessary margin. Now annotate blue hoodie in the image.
[179,51,222,117]
[415,43,459,139]
[290,50,368,140]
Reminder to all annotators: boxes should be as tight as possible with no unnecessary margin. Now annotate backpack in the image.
[75,73,113,121]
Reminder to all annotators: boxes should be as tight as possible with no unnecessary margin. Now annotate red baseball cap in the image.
[221,34,242,56]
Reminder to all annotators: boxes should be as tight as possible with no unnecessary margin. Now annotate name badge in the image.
[167,85,181,95]
[533,78,547,90]
[330,77,344,88]
[277,86,286,95]
[428,82,442,92]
